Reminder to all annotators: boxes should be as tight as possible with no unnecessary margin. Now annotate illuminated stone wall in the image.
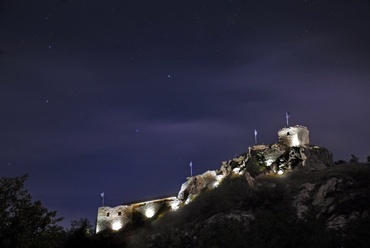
[278,125,309,147]
[96,197,179,233]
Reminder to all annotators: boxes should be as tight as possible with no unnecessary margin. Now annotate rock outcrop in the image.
[290,170,369,230]
[178,142,334,204]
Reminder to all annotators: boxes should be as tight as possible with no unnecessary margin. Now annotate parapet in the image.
[278,125,309,147]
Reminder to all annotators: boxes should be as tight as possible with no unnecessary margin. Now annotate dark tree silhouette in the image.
[350,154,359,163]
[335,159,346,165]
[64,218,93,248]
[0,175,64,248]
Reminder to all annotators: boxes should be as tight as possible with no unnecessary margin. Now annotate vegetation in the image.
[2,163,370,247]
[350,154,359,163]
[0,175,64,248]
[133,165,370,248]
[0,175,126,248]
[335,159,346,165]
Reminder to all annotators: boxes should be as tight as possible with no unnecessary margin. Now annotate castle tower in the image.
[278,125,309,147]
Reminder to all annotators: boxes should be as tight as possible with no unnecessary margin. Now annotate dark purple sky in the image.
[1,0,370,227]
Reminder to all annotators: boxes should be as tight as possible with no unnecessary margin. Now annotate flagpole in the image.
[101,192,105,207]
[254,129,258,145]
[286,112,290,127]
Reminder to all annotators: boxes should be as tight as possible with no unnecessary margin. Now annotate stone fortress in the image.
[96,196,180,233]
[96,125,333,233]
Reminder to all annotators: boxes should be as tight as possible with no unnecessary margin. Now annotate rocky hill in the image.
[93,142,370,248]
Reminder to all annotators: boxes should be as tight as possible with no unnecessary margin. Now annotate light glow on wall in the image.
[213,181,220,188]
[170,200,180,211]
[112,221,122,231]
[212,174,225,188]
[266,159,274,166]
[145,208,155,218]
[291,135,300,147]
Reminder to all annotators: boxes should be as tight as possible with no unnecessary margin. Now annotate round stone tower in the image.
[278,125,309,147]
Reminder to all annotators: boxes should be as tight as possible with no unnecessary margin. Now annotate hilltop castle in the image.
[96,125,332,233]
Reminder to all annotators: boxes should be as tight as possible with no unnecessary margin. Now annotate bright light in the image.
[291,135,300,147]
[170,200,180,211]
[278,170,284,175]
[212,174,225,188]
[213,181,220,188]
[145,208,155,218]
[112,221,122,231]
[232,167,243,175]
[266,159,274,166]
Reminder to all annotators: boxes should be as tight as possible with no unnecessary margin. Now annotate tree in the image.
[0,175,64,248]
[367,155,370,163]
[350,154,359,163]
[335,159,346,165]
[64,218,93,248]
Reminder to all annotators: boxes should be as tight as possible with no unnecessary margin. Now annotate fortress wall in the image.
[96,205,132,233]
[96,197,178,233]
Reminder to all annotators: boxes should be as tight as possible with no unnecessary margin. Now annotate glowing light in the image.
[278,170,284,175]
[266,159,274,166]
[213,181,220,188]
[212,174,225,188]
[112,221,122,231]
[232,168,241,174]
[170,200,180,211]
[145,208,155,218]
[291,135,300,147]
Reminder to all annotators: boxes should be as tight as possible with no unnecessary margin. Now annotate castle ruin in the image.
[96,125,317,233]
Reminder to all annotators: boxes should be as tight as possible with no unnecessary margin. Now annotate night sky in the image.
[1,0,370,227]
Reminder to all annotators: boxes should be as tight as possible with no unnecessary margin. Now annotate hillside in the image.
[121,162,369,248]
[90,142,370,248]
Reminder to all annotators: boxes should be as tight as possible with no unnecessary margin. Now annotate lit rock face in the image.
[278,125,309,147]
[178,170,225,204]
[249,144,333,174]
